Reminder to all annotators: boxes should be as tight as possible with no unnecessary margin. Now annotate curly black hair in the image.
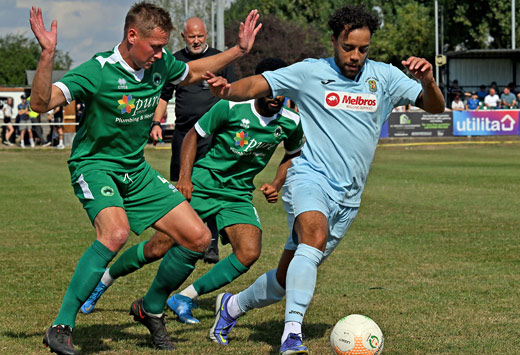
[328,4,380,39]
[255,58,288,75]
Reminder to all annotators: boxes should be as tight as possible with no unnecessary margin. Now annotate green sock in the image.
[54,240,116,327]
[143,245,202,314]
[193,253,249,296]
[109,241,148,279]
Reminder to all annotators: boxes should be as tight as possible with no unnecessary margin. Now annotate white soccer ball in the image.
[330,314,384,355]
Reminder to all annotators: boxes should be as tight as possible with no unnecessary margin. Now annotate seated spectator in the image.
[506,82,517,95]
[500,87,516,109]
[517,92,520,108]
[465,92,480,111]
[451,94,465,111]
[477,85,487,101]
[448,79,464,102]
[484,88,500,109]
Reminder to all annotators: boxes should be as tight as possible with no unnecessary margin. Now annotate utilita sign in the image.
[452,111,519,136]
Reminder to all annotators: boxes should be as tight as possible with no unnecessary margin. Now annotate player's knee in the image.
[100,227,130,251]
[187,225,211,253]
[237,245,262,267]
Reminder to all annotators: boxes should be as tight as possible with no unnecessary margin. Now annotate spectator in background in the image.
[500,87,516,109]
[17,95,35,148]
[51,105,65,149]
[484,88,500,109]
[152,16,236,264]
[448,79,464,102]
[517,92,520,108]
[2,97,15,145]
[477,84,487,101]
[451,94,465,111]
[465,92,480,111]
[75,99,84,122]
[489,81,498,93]
[506,82,516,95]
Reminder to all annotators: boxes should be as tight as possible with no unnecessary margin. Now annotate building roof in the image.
[25,70,68,85]
[446,49,520,60]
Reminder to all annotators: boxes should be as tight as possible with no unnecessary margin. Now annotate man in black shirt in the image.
[152,17,235,263]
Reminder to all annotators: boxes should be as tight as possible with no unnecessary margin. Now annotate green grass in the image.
[1,142,520,354]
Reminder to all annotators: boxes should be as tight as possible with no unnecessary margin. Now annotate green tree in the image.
[225,14,328,78]
[370,2,434,67]
[0,33,72,86]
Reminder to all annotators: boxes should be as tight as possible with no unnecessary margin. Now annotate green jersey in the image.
[55,46,188,179]
[193,99,304,193]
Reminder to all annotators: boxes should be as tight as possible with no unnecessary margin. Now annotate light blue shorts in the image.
[282,170,358,262]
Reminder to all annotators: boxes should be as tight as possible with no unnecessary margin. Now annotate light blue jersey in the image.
[262,57,422,206]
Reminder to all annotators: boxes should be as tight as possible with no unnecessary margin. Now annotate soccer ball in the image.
[330,314,384,355]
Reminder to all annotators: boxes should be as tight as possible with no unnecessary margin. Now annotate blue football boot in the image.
[279,333,308,354]
[209,292,237,345]
[80,279,109,314]
[166,293,199,324]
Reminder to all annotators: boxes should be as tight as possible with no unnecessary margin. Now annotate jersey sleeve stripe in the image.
[281,108,300,125]
[172,63,190,85]
[194,121,209,138]
[54,82,72,104]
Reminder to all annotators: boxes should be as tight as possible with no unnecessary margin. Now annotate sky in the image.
[0,0,159,68]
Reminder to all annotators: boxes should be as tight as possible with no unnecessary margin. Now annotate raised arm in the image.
[29,7,67,113]
[260,151,300,203]
[204,73,272,102]
[402,56,445,114]
[180,10,261,86]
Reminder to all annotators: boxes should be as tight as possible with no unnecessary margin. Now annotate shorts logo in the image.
[152,73,162,86]
[117,94,135,114]
[324,91,377,112]
[234,130,249,147]
[101,186,115,196]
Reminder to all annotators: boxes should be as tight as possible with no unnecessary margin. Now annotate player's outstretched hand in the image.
[236,10,262,54]
[260,183,278,203]
[401,56,434,81]
[176,178,193,201]
[29,7,57,53]
[150,125,163,145]
[203,72,231,98]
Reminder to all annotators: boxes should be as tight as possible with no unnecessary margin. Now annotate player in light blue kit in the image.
[204,4,445,354]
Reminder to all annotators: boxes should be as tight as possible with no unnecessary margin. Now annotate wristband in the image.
[151,121,161,128]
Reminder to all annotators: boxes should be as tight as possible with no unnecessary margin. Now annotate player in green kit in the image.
[29,3,260,354]
[78,58,303,332]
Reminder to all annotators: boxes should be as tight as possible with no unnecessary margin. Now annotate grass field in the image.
[1,141,519,354]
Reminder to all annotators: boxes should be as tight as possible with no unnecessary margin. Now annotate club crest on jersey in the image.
[117,78,128,89]
[153,73,162,86]
[274,126,283,138]
[324,91,377,112]
[367,78,378,92]
[117,94,136,114]
[240,118,250,129]
[234,130,249,147]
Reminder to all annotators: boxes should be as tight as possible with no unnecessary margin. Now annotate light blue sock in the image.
[237,268,285,313]
[285,243,323,323]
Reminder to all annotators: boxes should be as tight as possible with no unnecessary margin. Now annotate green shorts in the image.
[72,162,185,235]
[190,189,261,245]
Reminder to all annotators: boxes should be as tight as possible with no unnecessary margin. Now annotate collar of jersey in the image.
[113,43,146,82]
[248,99,280,127]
